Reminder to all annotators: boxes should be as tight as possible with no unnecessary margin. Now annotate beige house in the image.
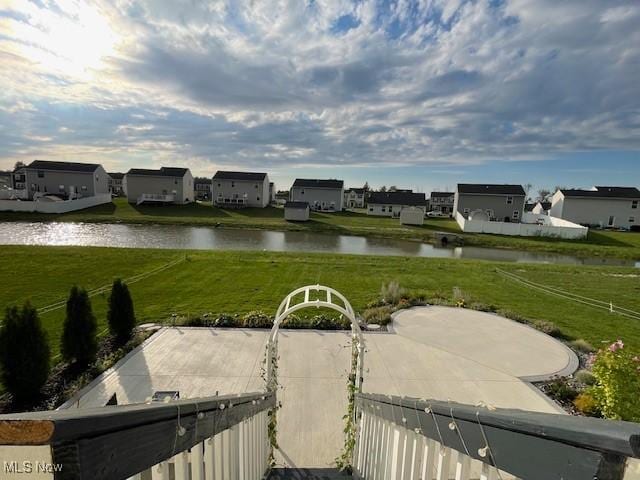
[108,172,126,195]
[550,186,640,229]
[125,167,194,205]
[290,179,344,211]
[367,191,427,217]
[344,188,366,209]
[454,184,526,222]
[212,171,270,208]
[13,160,109,200]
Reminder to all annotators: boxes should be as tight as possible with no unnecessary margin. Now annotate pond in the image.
[0,221,637,267]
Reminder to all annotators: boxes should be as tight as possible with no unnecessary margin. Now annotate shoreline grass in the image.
[1,245,639,368]
[0,198,639,260]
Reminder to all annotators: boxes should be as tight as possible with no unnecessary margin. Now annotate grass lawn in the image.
[1,198,639,260]
[1,245,639,368]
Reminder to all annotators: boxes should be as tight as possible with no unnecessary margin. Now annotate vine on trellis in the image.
[335,333,360,472]
[261,340,281,467]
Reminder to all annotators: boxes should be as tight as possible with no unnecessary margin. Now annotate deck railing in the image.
[353,393,640,480]
[0,391,274,480]
[137,193,175,205]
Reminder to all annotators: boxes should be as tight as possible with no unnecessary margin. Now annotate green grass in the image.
[1,245,639,366]
[1,198,639,260]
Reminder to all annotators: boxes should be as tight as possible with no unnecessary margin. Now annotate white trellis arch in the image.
[266,285,365,392]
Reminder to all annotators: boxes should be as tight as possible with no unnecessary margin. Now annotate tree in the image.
[537,188,551,202]
[363,181,370,192]
[0,303,50,405]
[388,185,398,192]
[13,161,25,171]
[379,186,387,192]
[61,286,98,367]
[107,279,136,344]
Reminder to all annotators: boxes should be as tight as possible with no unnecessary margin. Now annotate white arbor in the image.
[266,284,365,392]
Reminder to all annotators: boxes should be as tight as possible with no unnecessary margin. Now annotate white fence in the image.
[455,212,588,239]
[0,193,112,213]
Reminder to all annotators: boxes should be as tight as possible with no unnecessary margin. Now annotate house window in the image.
[257,196,260,201]
[255,184,258,189]
[381,206,386,212]
[59,185,64,191]
[630,217,635,223]
[174,179,178,185]
[632,201,638,209]
[301,189,305,195]
[37,171,44,178]
[506,196,513,204]
[513,210,520,220]
[369,207,373,212]
[463,208,470,214]
[81,185,87,191]
[218,183,221,187]
[231,181,235,187]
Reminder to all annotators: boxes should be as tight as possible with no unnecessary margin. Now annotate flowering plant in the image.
[591,339,640,422]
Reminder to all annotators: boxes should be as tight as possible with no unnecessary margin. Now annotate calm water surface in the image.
[0,222,637,267]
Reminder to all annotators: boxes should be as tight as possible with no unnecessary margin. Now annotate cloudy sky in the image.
[0,0,638,192]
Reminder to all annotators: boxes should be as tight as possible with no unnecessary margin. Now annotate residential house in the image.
[108,172,125,195]
[12,160,109,200]
[532,201,551,215]
[549,186,640,229]
[344,188,366,209]
[290,179,344,212]
[367,191,428,218]
[212,171,270,208]
[454,184,526,222]
[284,201,310,221]
[125,167,194,205]
[429,192,455,216]
[194,177,212,200]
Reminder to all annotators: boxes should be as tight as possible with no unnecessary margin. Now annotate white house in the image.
[125,167,194,205]
[550,186,640,229]
[284,201,310,221]
[108,172,126,196]
[429,192,455,216]
[212,171,269,208]
[290,179,344,212]
[344,188,366,209]
[12,160,109,200]
[367,191,427,218]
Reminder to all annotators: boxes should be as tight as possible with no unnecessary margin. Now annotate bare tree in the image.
[537,188,551,201]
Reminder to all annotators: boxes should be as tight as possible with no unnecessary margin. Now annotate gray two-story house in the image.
[13,160,109,200]
[367,191,427,217]
[125,167,194,205]
[290,179,344,212]
[454,184,526,222]
[429,192,455,216]
[212,171,270,208]
[550,186,640,229]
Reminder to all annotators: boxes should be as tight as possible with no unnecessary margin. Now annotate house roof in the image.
[26,160,101,173]
[560,186,640,199]
[285,201,309,209]
[430,191,454,198]
[457,184,526,196]
[108,172,125,180]
[293,178,344,189]
[213,171,267,181]
[524,203,535,212]
[538,201,552,210]
[368,191,427,206]
[346,188,365,194]
[127,167,189,177]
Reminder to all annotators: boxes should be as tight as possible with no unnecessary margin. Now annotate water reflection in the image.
[0,222,636,267]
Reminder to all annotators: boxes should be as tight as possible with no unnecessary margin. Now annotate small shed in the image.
[284,201,310,222]
[399,206,424,226]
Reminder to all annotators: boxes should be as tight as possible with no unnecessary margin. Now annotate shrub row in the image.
[0,279,135,407]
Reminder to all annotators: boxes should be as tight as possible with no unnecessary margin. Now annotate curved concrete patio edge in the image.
[390,306,580,382]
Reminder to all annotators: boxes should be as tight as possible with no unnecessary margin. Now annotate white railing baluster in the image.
[480,463,498,480]
[204,436,215,480]
[230,423,240,480]
[377,419,390,480]
[400,427,413,479]
[408,429,421,480]
[355,410,368,474]
[455,452,471,480]
[250,415,257,480]
[435,446,451,480]
[174,450,189,480]
[150,461,169,480]
[362,413,375,478]
[384,419,395,479]
[192,442,205,480]
[375,416,386,479]
[214,432,224,480]
[390,424,404,480]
